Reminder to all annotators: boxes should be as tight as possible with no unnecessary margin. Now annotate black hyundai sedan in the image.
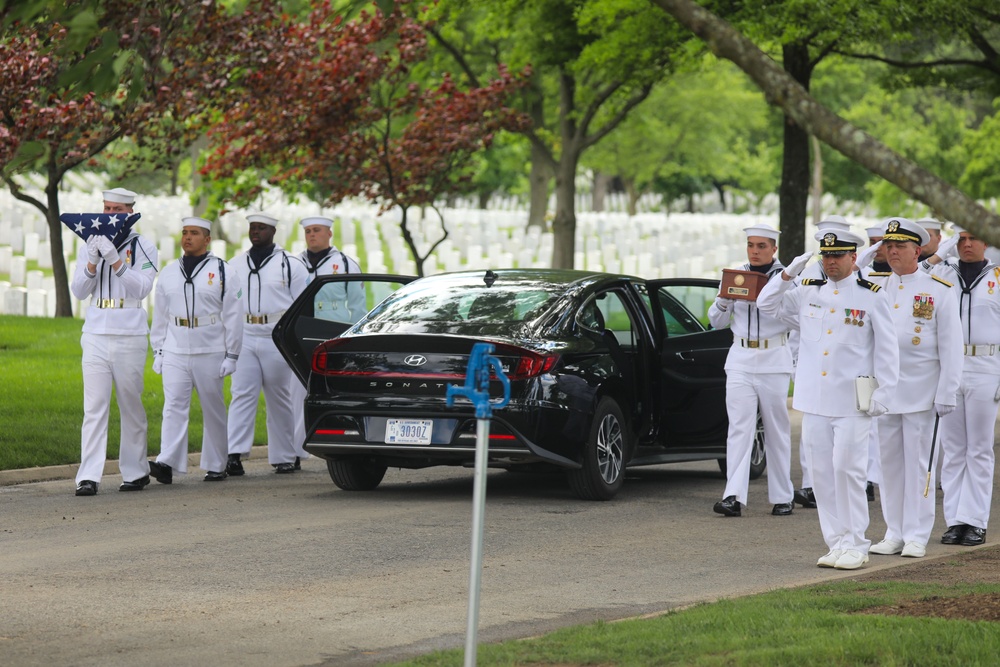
[273,269,765,500]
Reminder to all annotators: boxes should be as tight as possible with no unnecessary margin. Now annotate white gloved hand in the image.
[97,236,120,265]
[935,234,960,259]
[86,236,101,265]
[934,402,955,417]
[866,400,888,418]
[219,357,238,378]
[152,351,163,375]
[715,296,736,312]
[855,241,882,269]
[784,251,814,278]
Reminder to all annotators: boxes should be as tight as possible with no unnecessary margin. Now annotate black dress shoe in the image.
[793,487,816,508]
[148,460,172,485]
[941,524,968,545]
[75,480,98,496]
[119,475,150,492]
[866,481,875,502]
[226,454,245,477]
[772,502,794,516]
[713,495,741,517]
[203,470,227,482]
[274,462,296,474]
[960,527,987,546]
[293,456,301,470]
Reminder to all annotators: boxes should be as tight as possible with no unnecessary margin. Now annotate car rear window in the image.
[365,281,559,325]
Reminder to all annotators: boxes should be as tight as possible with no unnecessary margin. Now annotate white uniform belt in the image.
[964,344,998,357]
[246,310,285,325]
[94,298,142,309]
[739,333,788,349]
[173,315,218,328]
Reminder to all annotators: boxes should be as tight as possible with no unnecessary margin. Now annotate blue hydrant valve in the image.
[446,342,511,419]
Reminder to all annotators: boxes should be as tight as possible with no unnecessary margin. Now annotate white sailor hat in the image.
[814,229,865,255]
[865,225,884,240]
[103,187,137,205]
[742,223,780,241]
[915,217,943,231]
[883,217,930,246]
[300,216,334,229]
[182,216,212,231]
[246,212,279,227]
[816,214,851,232]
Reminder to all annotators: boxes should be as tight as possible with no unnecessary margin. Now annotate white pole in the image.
[464,417,490,667]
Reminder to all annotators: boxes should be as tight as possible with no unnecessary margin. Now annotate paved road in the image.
[2,416,997,667]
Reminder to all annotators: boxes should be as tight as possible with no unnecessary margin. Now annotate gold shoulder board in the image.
[856,277,881,292]
[801,279,826,286]
[932,275,953,287]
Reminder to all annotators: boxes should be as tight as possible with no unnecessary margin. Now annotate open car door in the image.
[645,278,732,448]
[273,274,416,387]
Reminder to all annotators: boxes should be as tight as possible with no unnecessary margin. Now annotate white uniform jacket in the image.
[150,253,244,358]
[931,261,1000,375]
[298,247,366,323]
[71,232,158,334]
[882,270,963,412]
[757,271,899,417]
[231,246,309,337]
[708,262,794,374]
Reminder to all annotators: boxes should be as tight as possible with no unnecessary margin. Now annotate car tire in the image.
[717,412,768,479]
[567,397,627,501]
[327,458,388,491]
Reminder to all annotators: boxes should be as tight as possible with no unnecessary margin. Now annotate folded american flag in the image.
[59,212,141,241]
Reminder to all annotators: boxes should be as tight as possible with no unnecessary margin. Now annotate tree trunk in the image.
[527,139,552,229]
[650,0,1000,247]
[624,178,640,216]
[550,155,578,269]
[713,181,727,212]
[478,190,491,209]
[592,170,610,212]
[45,176,72,317]
[777,42,812,264]
[811,135,823,225]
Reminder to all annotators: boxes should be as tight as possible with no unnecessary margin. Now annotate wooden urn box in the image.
[720,269,770,301]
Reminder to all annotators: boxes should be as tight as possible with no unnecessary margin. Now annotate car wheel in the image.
[327,458,388,491]
[717,412,768,479]
[567,397,627,501]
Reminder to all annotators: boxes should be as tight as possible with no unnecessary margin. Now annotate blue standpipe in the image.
[446,343,510,667]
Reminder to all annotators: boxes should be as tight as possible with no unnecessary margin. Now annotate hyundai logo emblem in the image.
[404,354,428,366]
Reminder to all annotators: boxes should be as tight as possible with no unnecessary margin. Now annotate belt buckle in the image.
[747,340,759,349]
[178,318,191,327]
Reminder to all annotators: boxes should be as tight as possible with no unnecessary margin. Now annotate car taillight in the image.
[492,343,558,380]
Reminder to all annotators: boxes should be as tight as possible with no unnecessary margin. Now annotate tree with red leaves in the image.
[0,0,275,316]
[202,2,529,276]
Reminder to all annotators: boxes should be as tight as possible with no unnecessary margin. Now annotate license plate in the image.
[385,419,433,445]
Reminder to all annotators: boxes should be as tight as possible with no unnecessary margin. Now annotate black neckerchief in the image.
[306,247,332,269]
[182,252,209,278]
[958,259,989,287]
[871,260,891,273]
[249,243,275,269]
[748,260,775,275]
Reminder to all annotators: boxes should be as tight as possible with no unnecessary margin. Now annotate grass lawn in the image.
[0,314,267,470]
[390,580,1000,666]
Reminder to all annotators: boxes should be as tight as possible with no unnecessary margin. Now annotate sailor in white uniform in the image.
[708,223,795,517]
[290,216,366,461]
[930,227,1000,547]
[149,217,243,483]
[758,229,899,570]
[870,217,963,559]
[71,188,158,496]
[225,213,309,474]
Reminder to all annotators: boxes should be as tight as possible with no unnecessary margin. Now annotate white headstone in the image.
[210,239,227,261]
[25,270,44,290]
[4,286,26,315]
[0,246,11,273]
[0,281,8,313]
[36,241,52,269]
[23,232,40,260]
[9,256,26,286]
[26,289,46,317]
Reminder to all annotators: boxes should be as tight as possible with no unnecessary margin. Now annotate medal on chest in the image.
[912,294,934,319]
[208,272,215,286]
[843,308,866,327]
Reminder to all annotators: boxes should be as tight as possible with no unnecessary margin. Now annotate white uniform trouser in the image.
[941,371,1000,530]
[157,351,228,475]
[799,434,812,488]
[866,419,882,486]
[289,376,310,461]
[721,370,793,505]
[227,334,297,464]
[877,409,938,546]
[803,413,871,553]
[78,333,149,486]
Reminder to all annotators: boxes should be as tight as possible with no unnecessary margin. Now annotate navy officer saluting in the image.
[758,229,899,570]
